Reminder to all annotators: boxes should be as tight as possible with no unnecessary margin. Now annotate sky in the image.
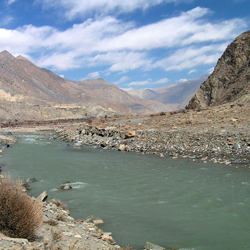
[0,0,249,90]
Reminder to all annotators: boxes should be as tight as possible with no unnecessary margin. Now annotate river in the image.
[1,134,250,249]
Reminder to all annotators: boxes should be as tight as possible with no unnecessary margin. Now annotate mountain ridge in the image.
[187,30,250,109]
[127,74,209,110]
[0,50,170,121]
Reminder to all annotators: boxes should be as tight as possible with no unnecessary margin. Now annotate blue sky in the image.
[0,0,249,90]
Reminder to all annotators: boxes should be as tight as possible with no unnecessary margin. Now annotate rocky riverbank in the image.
[0,134,121,250]
[0,102,250,249]
[0,194,120,250]
[54,103,250,169]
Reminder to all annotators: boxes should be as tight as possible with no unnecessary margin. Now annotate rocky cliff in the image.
[187,30,250,109]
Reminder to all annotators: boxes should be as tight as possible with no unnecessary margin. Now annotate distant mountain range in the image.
[0,50,207,121]
[0,50,176,121]
[1,29,249,121]
[127,74,208,110]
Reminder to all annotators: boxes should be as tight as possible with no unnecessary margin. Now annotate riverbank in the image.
[0,135,122,249]
[53,103,250,169]
[0,103,250,249]
[0,193,120,250]
[1,103,250,169]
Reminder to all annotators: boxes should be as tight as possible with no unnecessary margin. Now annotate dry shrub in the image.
[50,199,67,210]
[51,228,62,243]
[0,176,43,240]
[55,214,67,222]
[43,229,63,250]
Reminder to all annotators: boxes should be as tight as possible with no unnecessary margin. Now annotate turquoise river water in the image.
[1,135,250,249]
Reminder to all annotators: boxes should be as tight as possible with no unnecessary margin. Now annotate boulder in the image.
[58,185,73,190]
[22,182,31,191]
[102,233,116,244]
[37,191,48,202]
[125,131,136,138]
[26,177,37,183]
[118,144,125,151]
[93,219,104,225]
[232,143,241,150]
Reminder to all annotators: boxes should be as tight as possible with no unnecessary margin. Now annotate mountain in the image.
[0,51,73,104]
[127,89,158,100]
[128,74,208,110]
[0,50,169,121]
[187,30,250,109]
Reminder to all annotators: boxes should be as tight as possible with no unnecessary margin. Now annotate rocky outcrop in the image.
[187,30,250,109]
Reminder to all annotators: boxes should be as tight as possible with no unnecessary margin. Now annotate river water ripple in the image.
[1,135,250,250]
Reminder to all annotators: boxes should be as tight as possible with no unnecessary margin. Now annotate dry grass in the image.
[0,176,43,240]
[55,214,67,222]
[50,199,67,210]
[43,229,63,250]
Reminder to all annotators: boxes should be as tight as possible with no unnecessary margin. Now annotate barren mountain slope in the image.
[187,30,250,109]
[0,51,170,120]
[0,51,73,103]
[62,78,171,115]
[128,74,208,110]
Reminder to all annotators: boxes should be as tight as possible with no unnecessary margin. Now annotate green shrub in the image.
[0,176,43,240]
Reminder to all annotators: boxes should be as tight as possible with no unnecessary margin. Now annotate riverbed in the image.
[1,134,250,250]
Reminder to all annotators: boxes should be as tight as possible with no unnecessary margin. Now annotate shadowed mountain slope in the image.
[187,30,250,109]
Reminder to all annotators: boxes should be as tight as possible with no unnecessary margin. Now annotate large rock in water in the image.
[187,30,250,109]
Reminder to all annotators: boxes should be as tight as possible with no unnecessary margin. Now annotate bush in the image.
[50,199,67,210]
[0,176,43,240]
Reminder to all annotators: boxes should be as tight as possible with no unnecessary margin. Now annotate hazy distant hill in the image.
[0,50,170,121]
[128,74,208,110]
[187,30,250,109]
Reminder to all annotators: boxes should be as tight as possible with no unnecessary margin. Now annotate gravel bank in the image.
[54,103,250,169]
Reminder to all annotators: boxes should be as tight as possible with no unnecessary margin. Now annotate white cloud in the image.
[128,79,152,87]
[0,16,14,26]
[207,67,214,74]
[87,51,152,72]
[178,79,188,83]
[0,7,247,74]
[155,78,169,84]
[188,69,196,74]
[128,77,169,87]
[0,25,53,55]
[6,0,17,5]
[36,52,82,71]
[38,0,193,19]
[154,43,228,71]
[114,76,130,85]
[95,7,212,52]
[87,71,100,78]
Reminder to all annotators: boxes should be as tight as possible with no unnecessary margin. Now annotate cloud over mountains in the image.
[0,0,249,88]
